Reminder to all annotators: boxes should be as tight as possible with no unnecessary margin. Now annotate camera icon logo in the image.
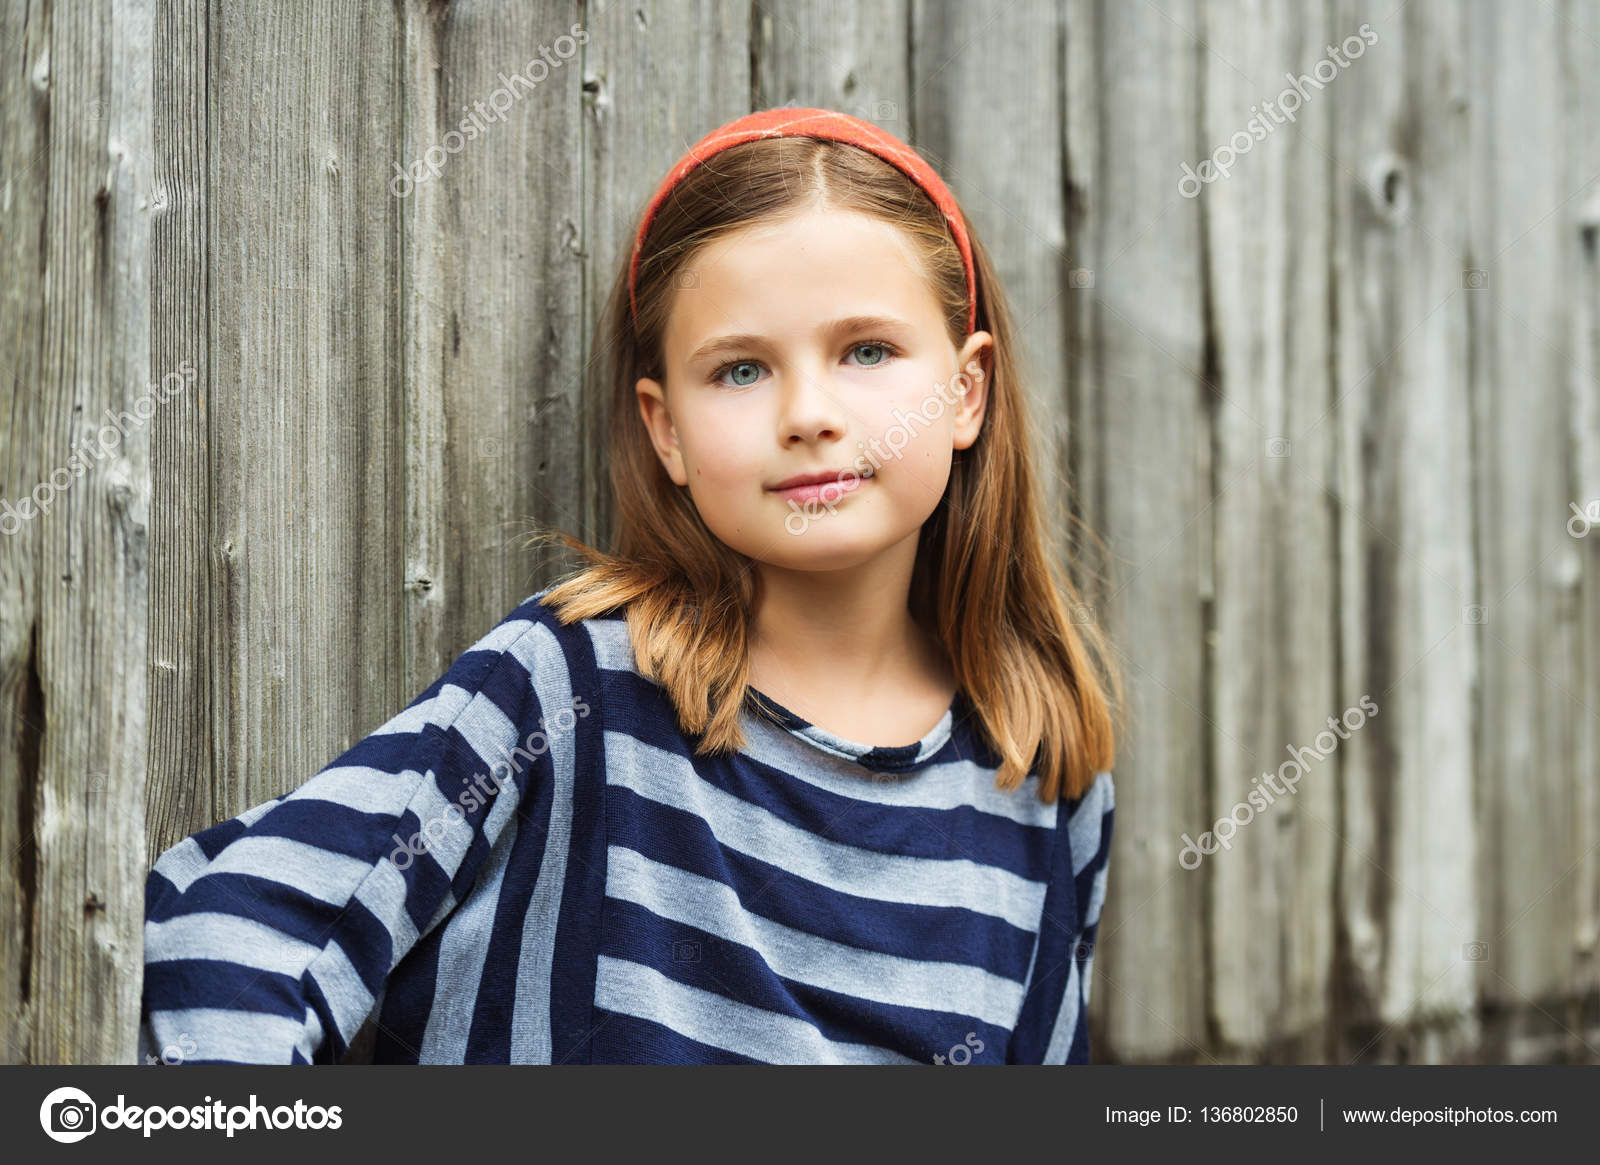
[671,939,701,963]
[39,1086,97,1143]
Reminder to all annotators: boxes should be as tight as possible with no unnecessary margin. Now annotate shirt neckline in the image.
[743,685,962,773]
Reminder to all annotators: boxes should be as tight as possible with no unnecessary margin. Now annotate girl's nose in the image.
[778,362,849,445]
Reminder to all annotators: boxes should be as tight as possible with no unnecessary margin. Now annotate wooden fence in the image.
[1,0,1597,1064]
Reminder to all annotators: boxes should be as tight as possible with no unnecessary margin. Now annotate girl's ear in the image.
[636,376,689,486]
[950,330,994,452]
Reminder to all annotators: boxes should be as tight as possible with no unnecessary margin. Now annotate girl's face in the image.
[635,206,992,573]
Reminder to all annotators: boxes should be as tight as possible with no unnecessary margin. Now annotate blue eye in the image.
[709,341,897,387]
[717,360,764,388]
[848,342,892,367]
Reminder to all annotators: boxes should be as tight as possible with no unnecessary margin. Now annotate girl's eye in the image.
[718,360,764,388]
[710,341,897,387]
[847,342,894,367]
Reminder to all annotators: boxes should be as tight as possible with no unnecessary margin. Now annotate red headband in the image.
[629,107,977,334]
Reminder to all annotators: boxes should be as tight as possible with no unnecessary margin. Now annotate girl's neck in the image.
[746,545,954,711]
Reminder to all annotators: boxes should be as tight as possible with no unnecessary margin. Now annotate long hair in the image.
[525,132,1122,803]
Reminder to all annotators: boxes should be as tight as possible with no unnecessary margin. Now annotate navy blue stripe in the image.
[748,685,975,773]
[300,970,349,1064]
[1067,988,1090,1063]
[145,867,180,920]
[606,783,1037,979]
[143,960,305,1022]
[397,644,515,713]
[1005,796,1078,1064]
[373,925,445,1063]
[319,727,443,777]
[229,800,408,864]
[186,815,254,862]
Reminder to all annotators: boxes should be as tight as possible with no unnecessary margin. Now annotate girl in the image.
[139,108,1123,1065]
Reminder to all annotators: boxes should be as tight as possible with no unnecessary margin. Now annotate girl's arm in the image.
[1021,769,1114,1065]
[139,601,575,1064]
[1071,770,1114,1012]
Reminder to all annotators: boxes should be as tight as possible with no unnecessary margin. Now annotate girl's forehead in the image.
[669,211,934,321]
[704,204,912,253]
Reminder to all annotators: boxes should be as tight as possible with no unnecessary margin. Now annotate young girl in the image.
[139,108,1123,1065]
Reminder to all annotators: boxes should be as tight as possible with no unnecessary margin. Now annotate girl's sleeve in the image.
[1038,768,1115,1064]
[1071,771,1114,1012]
[139,602,579,1065]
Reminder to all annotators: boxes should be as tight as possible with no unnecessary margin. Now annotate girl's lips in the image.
[769,475,869,506]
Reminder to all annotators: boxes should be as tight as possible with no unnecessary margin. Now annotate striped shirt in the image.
[139,589,1115,1064]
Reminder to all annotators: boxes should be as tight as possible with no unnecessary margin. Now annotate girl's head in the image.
[635,194,992,576]
[535,109,1120,803]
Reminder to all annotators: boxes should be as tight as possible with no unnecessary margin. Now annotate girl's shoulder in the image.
[1061,769,1115,861]
[412,587,632,721]
[1064,769,1115,821]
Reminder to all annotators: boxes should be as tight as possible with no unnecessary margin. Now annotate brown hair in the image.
[526,134,1122,803]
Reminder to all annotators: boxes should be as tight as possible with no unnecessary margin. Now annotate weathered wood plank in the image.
[1467,0,1591,1052]
[0,0,53,1069]
[146,0,211,861]
[1200,0,1340,1060]
[1065,0,1210,1061]
[200,0,406,820]
[395,0,587,691]
[0,0,153,1064]
[1331,0,1479,1058]
[1570,0,1600,1058]
[755,1,908,130]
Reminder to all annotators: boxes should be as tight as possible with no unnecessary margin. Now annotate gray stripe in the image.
[508,622,579,1063]
[202,836,372,905]
[305,939,376,1049]
[1043,956,1082,1063]
[472,617,539,654]
[1083,855,1110,930]
[1068,771,1114,876]
[607,844,1027,1028]
[449,688,521,778]
[605,731,1048,930]
[234,799,279,828]
[418,816,520,1062]
[352,860,420,973]
[151,836,211,894]
[784,707,952,766]
[370,681,476,735]
[145,913,321,975]
[594,955,920,1064]
[282,763,420,818]
[581,616,633,671]
[144,1006,315,1065]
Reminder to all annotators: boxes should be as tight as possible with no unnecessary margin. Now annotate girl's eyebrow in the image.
[687,314,914,365]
